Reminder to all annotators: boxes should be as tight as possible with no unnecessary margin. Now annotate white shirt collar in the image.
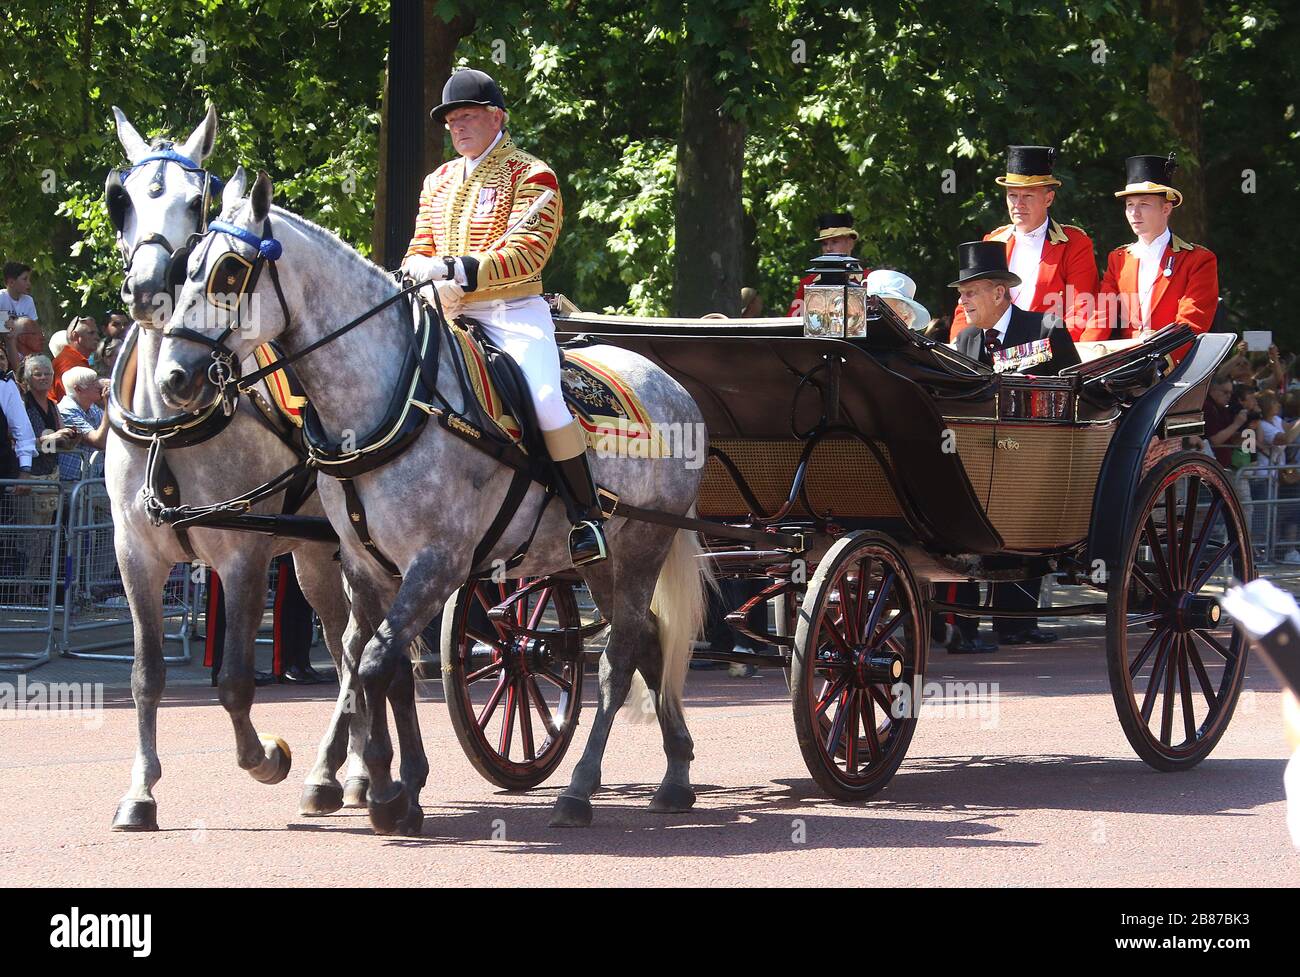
[1134,228,1171,260]
[463,130,505,179]
[989,303,1014,341]
[1016,217,1049,242]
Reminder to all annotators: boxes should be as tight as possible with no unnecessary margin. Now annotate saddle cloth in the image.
[447,321,667,457]
[251,343,307,428]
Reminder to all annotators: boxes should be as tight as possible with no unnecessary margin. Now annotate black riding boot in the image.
[551,453,609,567]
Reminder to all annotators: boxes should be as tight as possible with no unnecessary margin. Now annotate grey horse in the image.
[153,167,712,834]
[105,108,367,830]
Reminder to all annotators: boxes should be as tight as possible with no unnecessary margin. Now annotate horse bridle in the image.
[106,145,224,294]
[162,216,289,408]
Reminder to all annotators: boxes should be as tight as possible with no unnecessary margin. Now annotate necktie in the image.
[983,329,1000,360]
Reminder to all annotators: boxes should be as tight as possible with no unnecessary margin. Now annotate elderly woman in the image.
[18,354,75,595]
[56,365,110,482]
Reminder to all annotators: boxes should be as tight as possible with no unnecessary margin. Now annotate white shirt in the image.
[1008,219,1048,311]
[0,290,38,331]
[462,130,504,181]
[0,375,36,469]
[1134,228,1171,327]
[988,303,1014,344]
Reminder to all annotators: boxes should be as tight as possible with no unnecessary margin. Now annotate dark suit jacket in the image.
[954,306,1081,375]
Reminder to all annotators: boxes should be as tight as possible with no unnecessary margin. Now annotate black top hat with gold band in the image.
[948,241,1022,288]
[815,212,858,243]
[994,145,1061,188]
[1114,154,1182,208]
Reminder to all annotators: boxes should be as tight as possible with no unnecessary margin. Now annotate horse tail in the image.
[628,516,716,723]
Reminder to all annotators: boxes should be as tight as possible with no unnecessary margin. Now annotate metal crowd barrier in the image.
[0,477,65,672]
[1233,462,1300,574]
[59,477,196,663]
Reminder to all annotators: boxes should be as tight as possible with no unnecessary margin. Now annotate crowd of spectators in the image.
[1200,341,1300,562]
[1,260,119,599]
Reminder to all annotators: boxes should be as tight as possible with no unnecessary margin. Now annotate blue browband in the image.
[127,150,225,191]
[209,220,283,260]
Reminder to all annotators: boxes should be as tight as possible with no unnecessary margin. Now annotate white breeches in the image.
[471,295,573,431]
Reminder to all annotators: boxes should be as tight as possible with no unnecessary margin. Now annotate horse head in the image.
[155,165,282,410]
[106,105,218,326]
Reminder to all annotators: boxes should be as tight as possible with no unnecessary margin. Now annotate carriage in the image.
[437,291,1251,800]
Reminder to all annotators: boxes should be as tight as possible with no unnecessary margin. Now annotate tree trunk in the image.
[371,67,389,259]
[672,46,747,318]
[1148,0,1208,243]
[423,2,476,177]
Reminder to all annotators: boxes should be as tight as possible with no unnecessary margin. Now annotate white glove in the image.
[416,279,465,321]
[400,254,449,283]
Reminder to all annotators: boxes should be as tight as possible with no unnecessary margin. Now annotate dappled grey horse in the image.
[153,166,712,834]
[105,107,367,830]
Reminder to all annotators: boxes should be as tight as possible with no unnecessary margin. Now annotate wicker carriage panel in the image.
[698,438,901,520]
[984,422,1115,549]
[1062,424,1115,543]
[950,423,995,509]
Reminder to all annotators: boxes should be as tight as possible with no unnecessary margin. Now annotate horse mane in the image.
[267,203,396,292]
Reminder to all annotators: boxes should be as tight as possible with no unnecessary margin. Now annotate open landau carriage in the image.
[439,279,1253,800]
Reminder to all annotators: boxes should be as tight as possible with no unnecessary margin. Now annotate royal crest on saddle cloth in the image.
[992,338,1053,374]
[448,326,668,457]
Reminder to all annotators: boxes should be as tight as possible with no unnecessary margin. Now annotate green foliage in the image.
[0,0,1294,338]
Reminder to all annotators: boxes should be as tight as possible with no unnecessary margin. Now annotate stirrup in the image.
[569,519,608,567]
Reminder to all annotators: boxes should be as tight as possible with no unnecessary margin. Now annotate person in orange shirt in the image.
[1081,154,1218,344]
[951,145,1098,340]
[788,213,868,317]
[51,316,99,402]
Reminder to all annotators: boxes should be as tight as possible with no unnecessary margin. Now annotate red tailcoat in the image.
[951,219,1098,340]
[1080,234,1218,341]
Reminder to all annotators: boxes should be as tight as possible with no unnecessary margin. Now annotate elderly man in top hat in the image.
[787,212,869,317]
[401,68,607,566]
[1080,154,1218,345]
[951,146,1098,340]
[946,241,1080,651]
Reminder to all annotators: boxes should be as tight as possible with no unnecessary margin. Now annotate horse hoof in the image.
[250,735,292,785]
[298,782,344,816]
[368,786,410,835]
[342,777,370,808]
[548,794,593,828]
[111,799,158,832]
[648,782,696,813]
[397,805,424,837]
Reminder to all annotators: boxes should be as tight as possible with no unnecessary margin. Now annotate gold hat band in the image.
[1114,182,1183,207]
[815,226,858,241]
[995,173,1061,187]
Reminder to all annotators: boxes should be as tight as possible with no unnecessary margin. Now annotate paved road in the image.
[2,629,1296,887]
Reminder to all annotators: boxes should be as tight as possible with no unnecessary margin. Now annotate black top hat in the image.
[1115,154,1182,207]
[814,212,858,243]
[995,145,1060,188]
[948,241,1022,288]
[430,69,506,124]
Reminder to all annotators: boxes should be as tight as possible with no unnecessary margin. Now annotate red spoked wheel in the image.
[442,576,587,790]
[1107,451,1254,770]
[791,531,925,799]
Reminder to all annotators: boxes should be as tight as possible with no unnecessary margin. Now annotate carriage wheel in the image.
[442,577,585,790]
[791,532,925,799]
[1107,451,1254,771]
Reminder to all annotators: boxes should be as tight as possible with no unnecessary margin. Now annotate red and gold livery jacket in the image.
[951,219,1098,339]
[1079,235,1218,342]
[404,135,563,306]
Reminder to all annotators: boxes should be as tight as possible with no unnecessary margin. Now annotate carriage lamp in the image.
[802,254,867,338]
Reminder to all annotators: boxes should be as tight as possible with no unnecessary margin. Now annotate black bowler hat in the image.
[814,211,858,243]
[995,145,1060,188]
[430,68,506,124]
[947,241,1022,288]
[1115,153,1182,207]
